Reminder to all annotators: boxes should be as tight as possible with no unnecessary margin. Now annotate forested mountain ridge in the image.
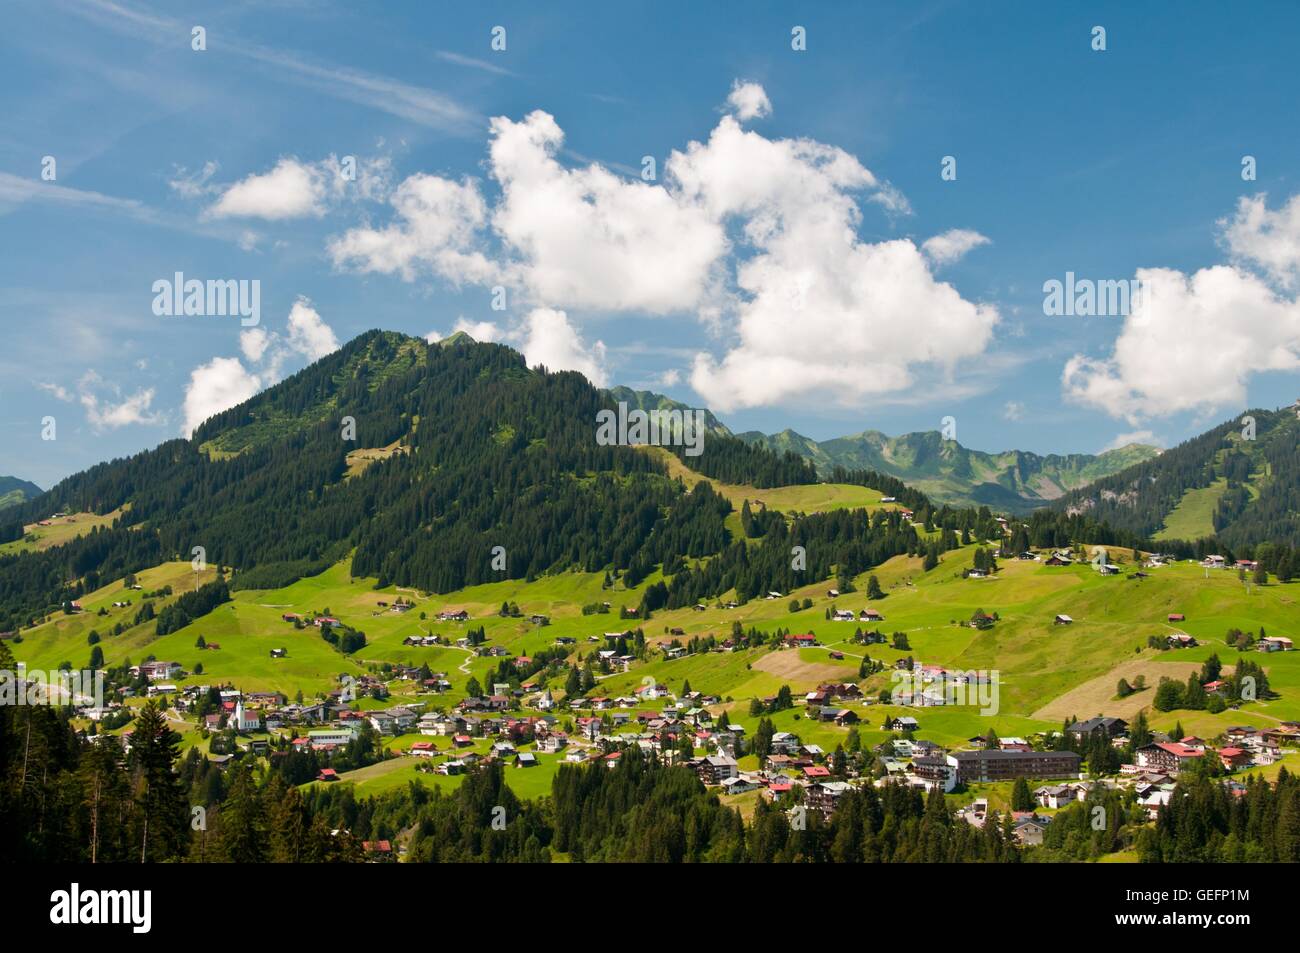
[1055,405,1300,548]
[737,427,1159,512]
[198,331,429,456]
[0,475,42,510]
[0,331,987,632]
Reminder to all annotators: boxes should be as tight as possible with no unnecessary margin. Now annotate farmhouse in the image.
[1218,747,1252,770]
[1035,783,1083,809]
[719,776,761,795]
[1054,614,1073,625]
[1067,716,1128,740]
[1166,633,1198,649]
[1259,636,1294,652]
[1167,613,1185,622]
[1013,817,1049,846]
[770,731,802,754]
[883,715,919,732]
[536,733,567,753]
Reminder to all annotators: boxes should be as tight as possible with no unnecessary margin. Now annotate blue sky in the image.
[4,0,1300,488]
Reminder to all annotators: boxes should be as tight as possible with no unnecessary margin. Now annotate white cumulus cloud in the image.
[1221,192,1300,290]
[486,110,727,313]
[725,80,772,121]
[182,301,342,436]
[286,297,341,360]
[328,82,989,410]
[182,357,263,437]
[207,155,392,221]
[208,157,328,220]
[240,327,271,363]
[329,173,498,284]
[514,308,608,386]
[670,115,994,411]
[922,228,991,266]
[1062,262,1300,423]
[78,371,161,431]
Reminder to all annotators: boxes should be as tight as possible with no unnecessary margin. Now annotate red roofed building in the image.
[317,768,339,782]
[1218,747,1252,770]
[804,765,831,779]
[1136,742,1204,774]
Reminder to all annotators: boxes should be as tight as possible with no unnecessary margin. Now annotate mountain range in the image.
[605,386,1160,513]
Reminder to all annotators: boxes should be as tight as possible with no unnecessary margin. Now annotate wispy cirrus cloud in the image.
[0,170,144,216]
[62,0,481,134]
[434,50,516,78]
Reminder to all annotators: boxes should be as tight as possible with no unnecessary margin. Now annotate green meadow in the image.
[10,478,1297,804]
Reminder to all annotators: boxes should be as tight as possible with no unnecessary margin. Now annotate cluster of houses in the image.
[955,799,1057,845]
[831,608,886,623]
[888,664,995,707]
[129,660,186,696]
[1199,555,1252,571]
